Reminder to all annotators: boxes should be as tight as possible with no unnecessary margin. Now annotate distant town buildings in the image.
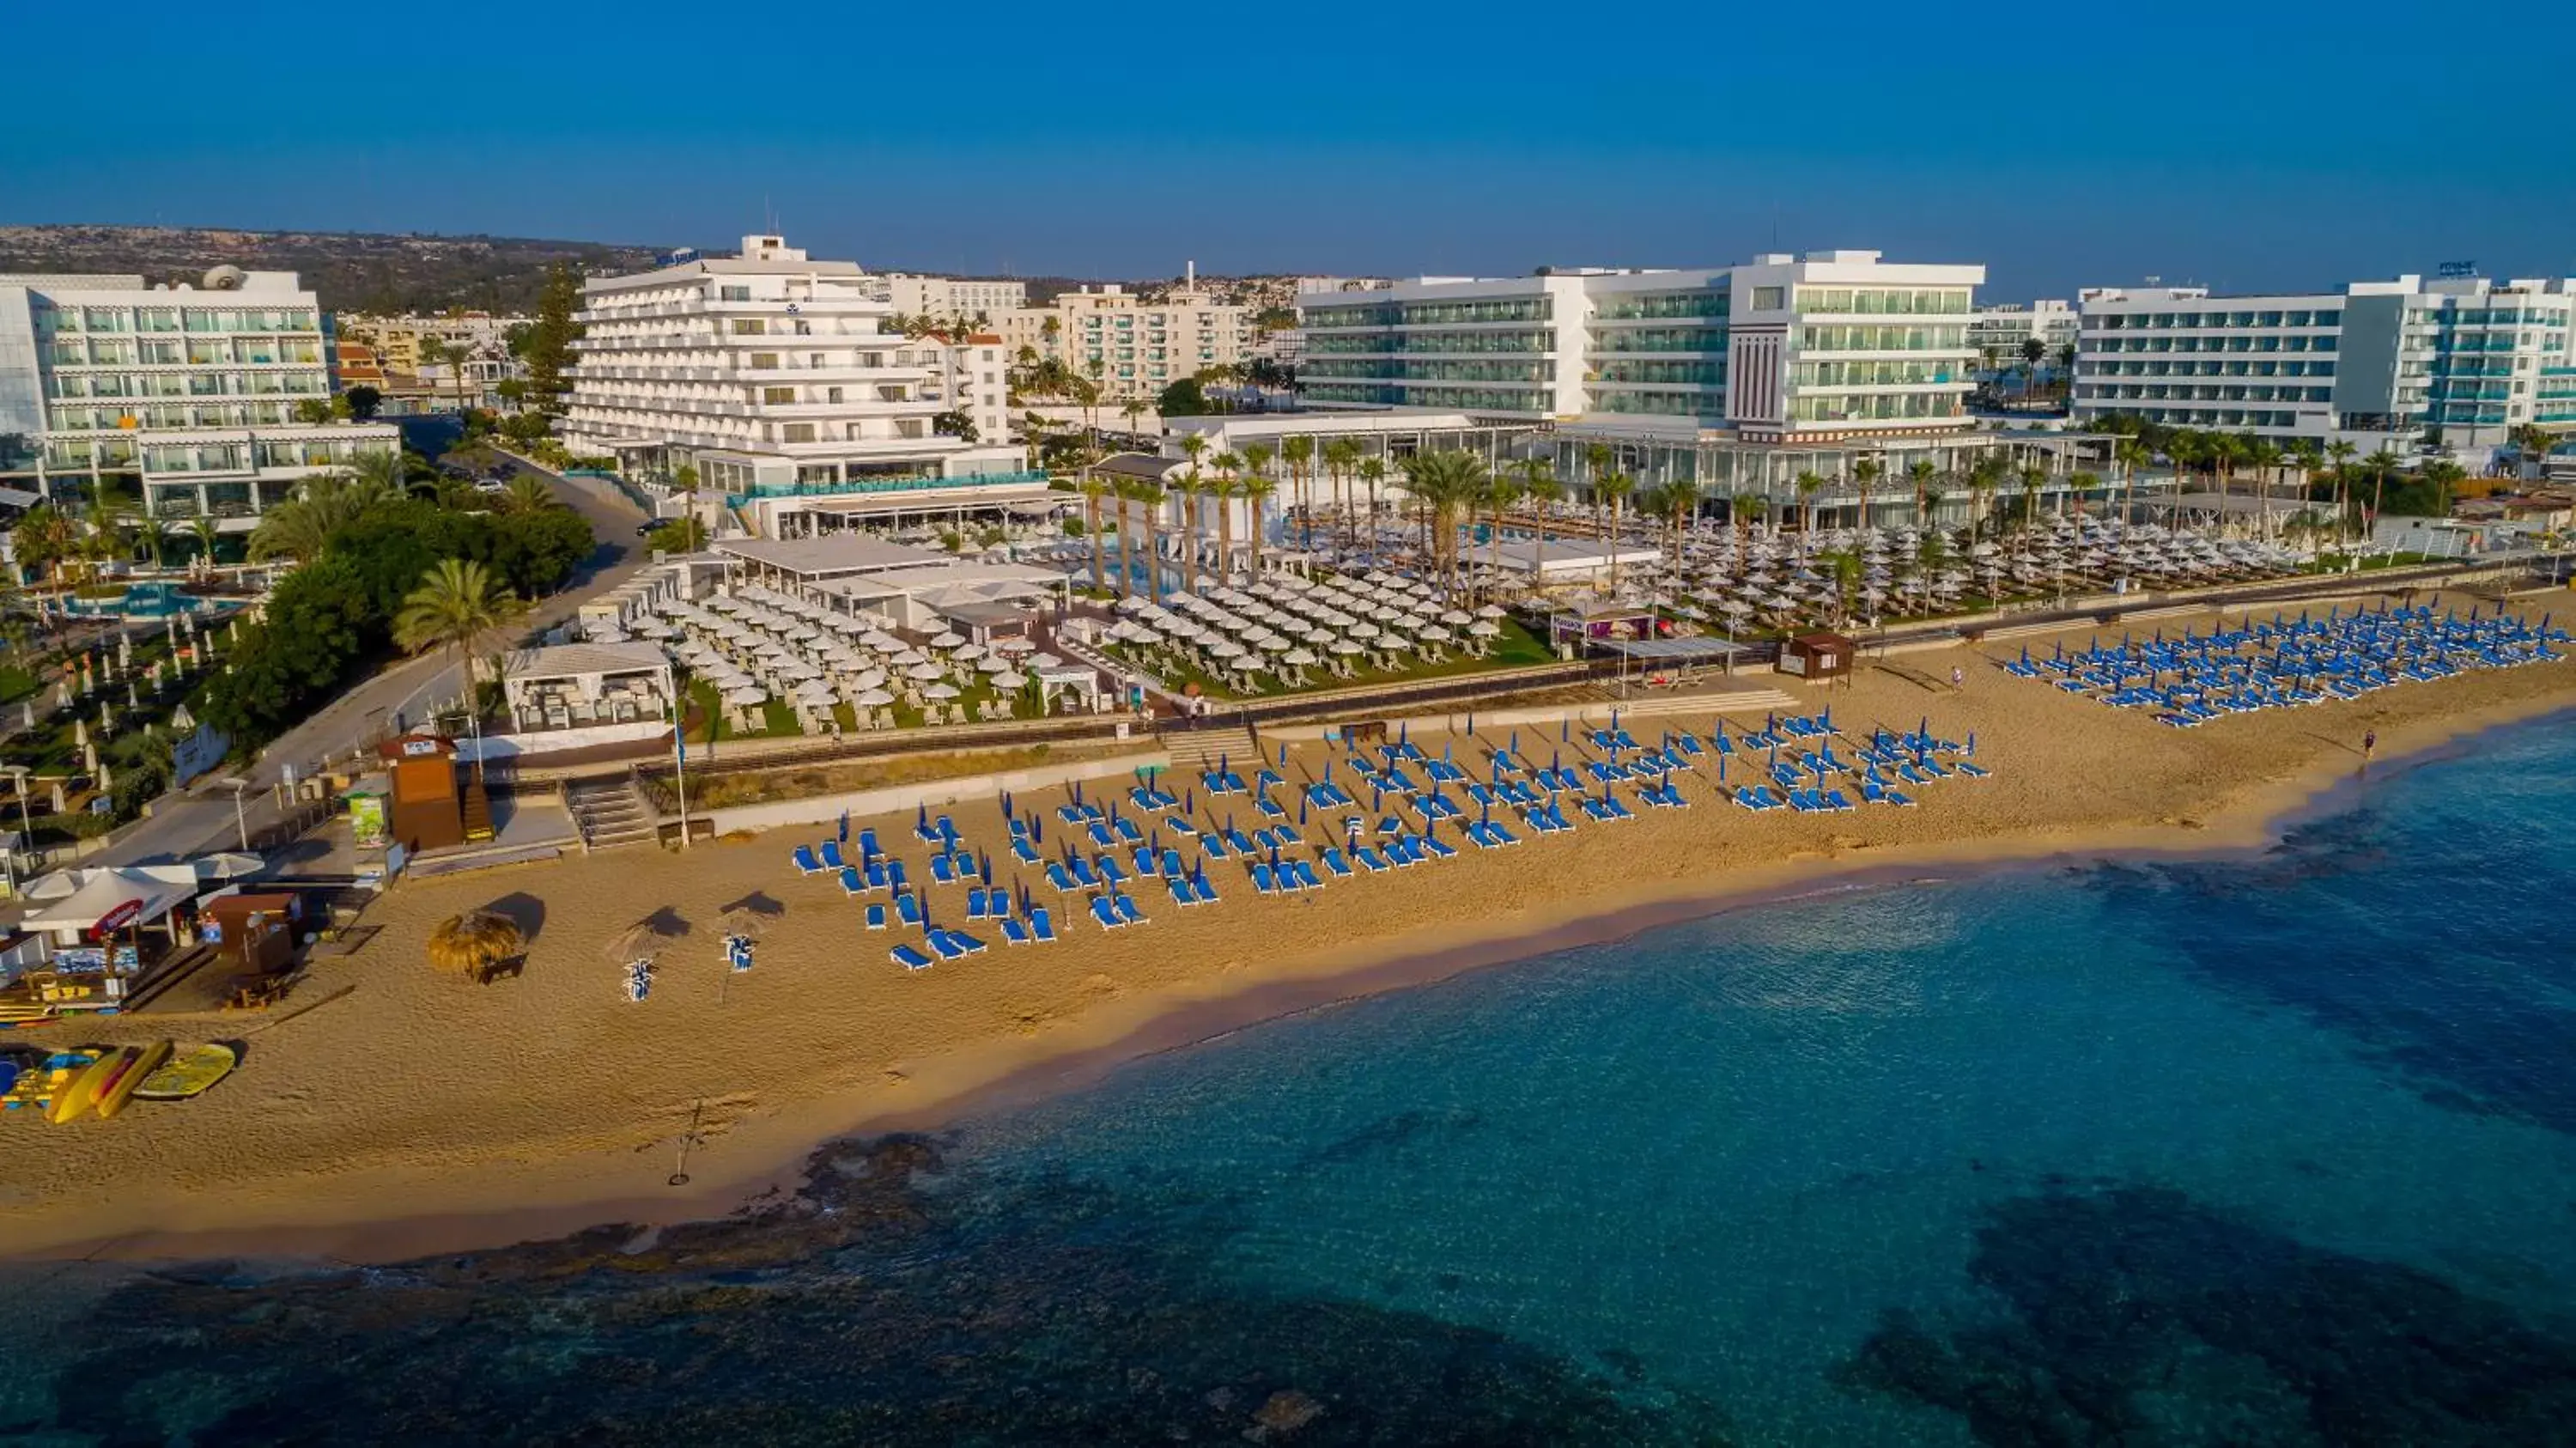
[334,312,531,411]
[2071,273,2576,449]
[998,275,1255,403]
[0,268,398,525]
[557,234,1024,517]
[874,274,1028,320]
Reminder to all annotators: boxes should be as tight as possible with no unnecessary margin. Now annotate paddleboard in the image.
[3,1052,96,1112]
[93,1039,173,1121]
[132,1043,239,1102]
[48,1047,135,1125]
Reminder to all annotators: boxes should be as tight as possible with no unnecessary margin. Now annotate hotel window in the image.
[720,286,752,301]
[1752,287,1786,310]
[763,387,797,405]
[781,423,816,442]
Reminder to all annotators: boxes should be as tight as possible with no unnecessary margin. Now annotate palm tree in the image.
[1908,459,1937,529]
[1481,468,1522,599]
[2068,471,2101,522]
[1238,445,1276,576]
[1582,441,1617,543]
[2324,439,2358,548]
[1281,435,1315,549]
[1076,476,1109,593]
[2511,422,2556,481]
[1515,457,1558,583]
[1206,472,1241,586]
[1356,455,1389,549]
[348,447,408,495]
[1400,449,1488,599]
[1731,493,1766,551]
[1133,477,1165,601]
[502,474,562,514]
[1110,480,1141,597]
[1120,399,1146,435]
[140,515,173,571]
[1851,456,1882,533]
[2113,436,2148,542]
[2018,337,2046,393]
[2017,464,2046,535]
[189,514,221,571]
[417,336,470,417]
[393,557,526,705]
[1595,468,1636,594]
[1241,472,1279,577]
[2420,459,2467,518]
[1792,470,1824,538]
[1323,437,1362,552]
[2362,447,2402,542]
[1172,464,1203,593]
[1646,480,1694,593]
[1964,455,2004,540]
[1210,450,1242,578]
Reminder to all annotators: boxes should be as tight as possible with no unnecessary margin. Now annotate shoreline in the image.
[15,674,2568,1269]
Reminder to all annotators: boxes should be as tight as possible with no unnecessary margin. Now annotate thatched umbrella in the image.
[605,910,685,964]
[428,910,525,977]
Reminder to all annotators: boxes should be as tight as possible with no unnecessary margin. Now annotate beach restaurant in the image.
[0,862,238,1023]
[500,641,677,733]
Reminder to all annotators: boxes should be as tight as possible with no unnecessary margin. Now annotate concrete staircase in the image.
[1159,721,1264,775]
[565,775,657,851]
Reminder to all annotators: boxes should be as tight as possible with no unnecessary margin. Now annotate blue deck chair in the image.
[858,828,881,859]
[930,855,957,885]
[839,866,866,895]
[1030,906,1057,942]
[864,903,888,930]
[926,930,967,962]
[890,943,933,971]
[1001,916,1031,945]
[1045,861,1077,892]
[966,886,990,919]
[1321,847,1354,878]
[1353,845,1388,873]
[1011,837,1040,865]
[1088,896,1122,929]
[792,844,823,874]
[1251,862,1279,894]
[1114,893,1145,925]
[952,930,987,955]
[896,891,924,926]
[821,840,846,870]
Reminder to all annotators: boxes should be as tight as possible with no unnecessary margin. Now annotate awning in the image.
[19,870,197,934]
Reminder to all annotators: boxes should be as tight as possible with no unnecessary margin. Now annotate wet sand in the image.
[5,609,2573,1262]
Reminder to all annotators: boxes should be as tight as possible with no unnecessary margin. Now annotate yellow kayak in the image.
[48,1046,136,1125]
[94,1039,173,1120]
[132,1043,240,1102]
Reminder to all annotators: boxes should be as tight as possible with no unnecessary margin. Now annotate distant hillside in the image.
[0,224,666,313]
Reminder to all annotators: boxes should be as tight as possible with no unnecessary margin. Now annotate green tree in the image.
[1356,456,1388,542]
[1281,435,1316,549]
[1851,456,1882,532]
[344,385,383,420]
[1076,476,1109,593]
[1595,468,1637,593]
[1515,456,1559,582]
[1399,449,1488,599]
[501,474,562,515]
[11,503,76,583]
[1238,443,1277,575]
[292,397,333,423]
[393,557,527,701]
[1908,459,1938,529]
[189,514,221,569]
[1793,470,1824,537]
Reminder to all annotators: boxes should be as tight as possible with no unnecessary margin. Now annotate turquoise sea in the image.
[5,715,2576,1444]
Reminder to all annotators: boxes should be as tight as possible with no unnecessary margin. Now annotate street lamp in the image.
[216,775,252,852]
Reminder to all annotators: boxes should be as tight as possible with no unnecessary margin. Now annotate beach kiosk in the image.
[375,732,466,853]
[1778,631,1856,682]
[199,891,301,976]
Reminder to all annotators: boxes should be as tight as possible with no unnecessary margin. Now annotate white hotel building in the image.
[561,235,1024,511]
[0,269,397,526]
[1297,251,2007,502]
[2072,273,2575,451]
[876,274,1028,320]
[997,281,1256,403]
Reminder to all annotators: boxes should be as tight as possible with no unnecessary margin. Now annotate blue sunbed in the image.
[890,943,933,971]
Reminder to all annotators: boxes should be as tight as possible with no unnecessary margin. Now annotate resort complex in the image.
[3,208,2576,1447]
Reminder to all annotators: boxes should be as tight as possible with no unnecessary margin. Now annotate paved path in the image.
[88,465,651,867]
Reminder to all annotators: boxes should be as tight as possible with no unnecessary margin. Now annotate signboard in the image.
[173,721,230,788]
[349,792,389,849]
[2437,260,2476,278]
[90,897,147,936]
[401,738,441,757]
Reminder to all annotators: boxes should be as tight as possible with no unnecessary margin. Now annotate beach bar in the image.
[1779,631,1856,681]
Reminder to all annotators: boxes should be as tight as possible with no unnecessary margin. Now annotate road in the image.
[88,464,653,867]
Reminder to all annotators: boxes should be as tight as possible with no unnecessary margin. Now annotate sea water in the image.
[7,715,2576,1445]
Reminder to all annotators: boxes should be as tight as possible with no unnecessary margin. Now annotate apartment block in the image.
[998,282,1256,402]
[560,234,1021,498]
[877,274,1028,321]
[0,268,398,526]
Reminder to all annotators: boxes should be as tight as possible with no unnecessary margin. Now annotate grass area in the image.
[0,664,39,707]
[642,741,1110,812]
[683,672,1042,743]
[2304,551,2436,575]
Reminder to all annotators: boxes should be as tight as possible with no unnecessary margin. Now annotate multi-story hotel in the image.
[2071,273,2575,450]
[0,268,398,526]
[998,278,1255,403]
[876,274,1028,321]
[1296,251,1999,498]
[1968,300,2079,368]
[559,234,1024,504]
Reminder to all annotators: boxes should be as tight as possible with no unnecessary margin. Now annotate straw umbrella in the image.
[427,910,524,982]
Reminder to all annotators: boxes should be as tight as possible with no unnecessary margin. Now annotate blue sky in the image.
[9,0,2572,300]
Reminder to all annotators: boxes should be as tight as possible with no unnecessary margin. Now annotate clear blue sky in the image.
[10,0,2571,301]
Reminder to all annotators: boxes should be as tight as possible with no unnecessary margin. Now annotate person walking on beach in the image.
[1951,665,1965,691]
[2362,728,2377,764]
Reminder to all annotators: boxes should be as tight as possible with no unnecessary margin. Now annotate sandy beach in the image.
[5,605,2573,1263]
